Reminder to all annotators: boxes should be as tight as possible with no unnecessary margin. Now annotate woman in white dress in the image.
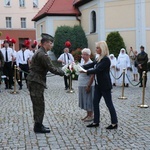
[78,48,94,122]
[109,54,117,86]
[116,48,131,87]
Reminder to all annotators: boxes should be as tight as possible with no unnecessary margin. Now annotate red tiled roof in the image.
[32,0,81,21]
[73,0,93,6]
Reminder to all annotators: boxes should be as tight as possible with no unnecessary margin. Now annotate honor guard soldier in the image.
[16,43,30,90]
[0,40,14,89]
[27,33,64,133]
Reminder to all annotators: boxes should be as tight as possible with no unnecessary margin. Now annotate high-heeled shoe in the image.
[86,123,99,127]
[106,124,118,129]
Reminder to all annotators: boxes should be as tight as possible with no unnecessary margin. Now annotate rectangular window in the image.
[19,0,25,7]
[6,17,12,28]
[5,0,11,6]
[40,25,43,34]
[21,18,26,28]
[33,0,38,8]
[34,22,36,28]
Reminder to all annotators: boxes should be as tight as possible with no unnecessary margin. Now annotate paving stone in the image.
[0,72,150,149]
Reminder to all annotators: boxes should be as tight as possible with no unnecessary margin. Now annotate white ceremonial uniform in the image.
[116,48,131,85]
[0,47,14,62]
[58,52,74,66]
[0,47,14,88]
[16,49,30,66]
[109,54,117,85]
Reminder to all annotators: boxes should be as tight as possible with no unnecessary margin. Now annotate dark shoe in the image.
[34,123,50,133]
[106,124,118,129]
[125,84,129,87]
[65,87,68,90]
[42,124,49,129]
[5,87,8,90]
[113,83,116,86]
[9,87,13,89]
[86,123,99,128]
[19,86,22,90]
[139,85,143,87]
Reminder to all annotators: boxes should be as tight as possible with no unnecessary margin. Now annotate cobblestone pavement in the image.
[0,72,150,150]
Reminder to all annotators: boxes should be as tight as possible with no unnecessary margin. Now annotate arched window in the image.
[90,11,96,33]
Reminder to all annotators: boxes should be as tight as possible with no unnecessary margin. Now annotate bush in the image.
[71,48,82,63]
[106,31,126,57]
[52,25,88,58]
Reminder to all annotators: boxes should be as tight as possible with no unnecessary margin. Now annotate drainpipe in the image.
[76,15,81,25]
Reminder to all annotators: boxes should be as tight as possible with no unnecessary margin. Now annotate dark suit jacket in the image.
[83,56,112,91]
[136,51,148,72]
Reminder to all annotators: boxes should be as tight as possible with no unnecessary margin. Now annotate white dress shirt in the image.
[16,49,31,66]
[0,47,14,62]
[58,53,74,65]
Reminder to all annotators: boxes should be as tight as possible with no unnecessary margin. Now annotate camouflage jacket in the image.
[26,47,64,87]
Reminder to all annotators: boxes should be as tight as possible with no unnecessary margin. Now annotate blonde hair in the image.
[96,41,109,62]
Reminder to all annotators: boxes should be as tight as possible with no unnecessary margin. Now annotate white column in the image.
[136,0,146,52]
[98,0,105,41]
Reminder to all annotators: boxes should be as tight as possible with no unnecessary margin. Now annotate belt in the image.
[5,61,12,63]
[19,63,28,65]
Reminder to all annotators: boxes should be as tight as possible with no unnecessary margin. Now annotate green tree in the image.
[52,26,74,57]
[52,25,88,58]
[106,31,126,57]
[73,25,88,49]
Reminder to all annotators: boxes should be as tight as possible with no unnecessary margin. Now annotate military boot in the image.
[34,123,50,133]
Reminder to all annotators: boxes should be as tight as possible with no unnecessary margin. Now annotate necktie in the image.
[23,51,25,61]
[5,48,8,62]
[67,53,70,64]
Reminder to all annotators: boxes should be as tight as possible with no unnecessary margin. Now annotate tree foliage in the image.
[52,25,88,58]
[106,31,126,57]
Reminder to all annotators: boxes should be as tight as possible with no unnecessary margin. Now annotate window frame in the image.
[90,10,96,34]
[6,17,12,28]
[19,0,25,7]
[21,17,26,28]
[33,0,38,8]
[40,25,43,34]
[4,0,11,6]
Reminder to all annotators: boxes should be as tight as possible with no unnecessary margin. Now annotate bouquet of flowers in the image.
[62,62,86,78]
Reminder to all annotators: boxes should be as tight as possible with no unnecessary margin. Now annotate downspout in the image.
[76,14,81,25]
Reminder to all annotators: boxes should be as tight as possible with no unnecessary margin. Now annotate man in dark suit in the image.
[136,45,148,87]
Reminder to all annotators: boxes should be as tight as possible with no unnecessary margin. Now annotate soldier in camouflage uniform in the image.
[27,33,64,133]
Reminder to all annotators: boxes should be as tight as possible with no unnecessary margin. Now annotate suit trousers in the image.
[93,84,118,124]
[28,81,45,124]
[3,61,13,88]
[64,75,68,88]
[18,64,29,87]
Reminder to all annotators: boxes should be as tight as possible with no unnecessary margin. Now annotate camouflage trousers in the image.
[28,81,45,124]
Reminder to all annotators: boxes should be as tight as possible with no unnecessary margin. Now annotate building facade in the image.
[33,0,150,57]
[0,0,47,50]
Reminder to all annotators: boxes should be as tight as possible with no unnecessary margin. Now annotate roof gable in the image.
[32,0,81,21]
